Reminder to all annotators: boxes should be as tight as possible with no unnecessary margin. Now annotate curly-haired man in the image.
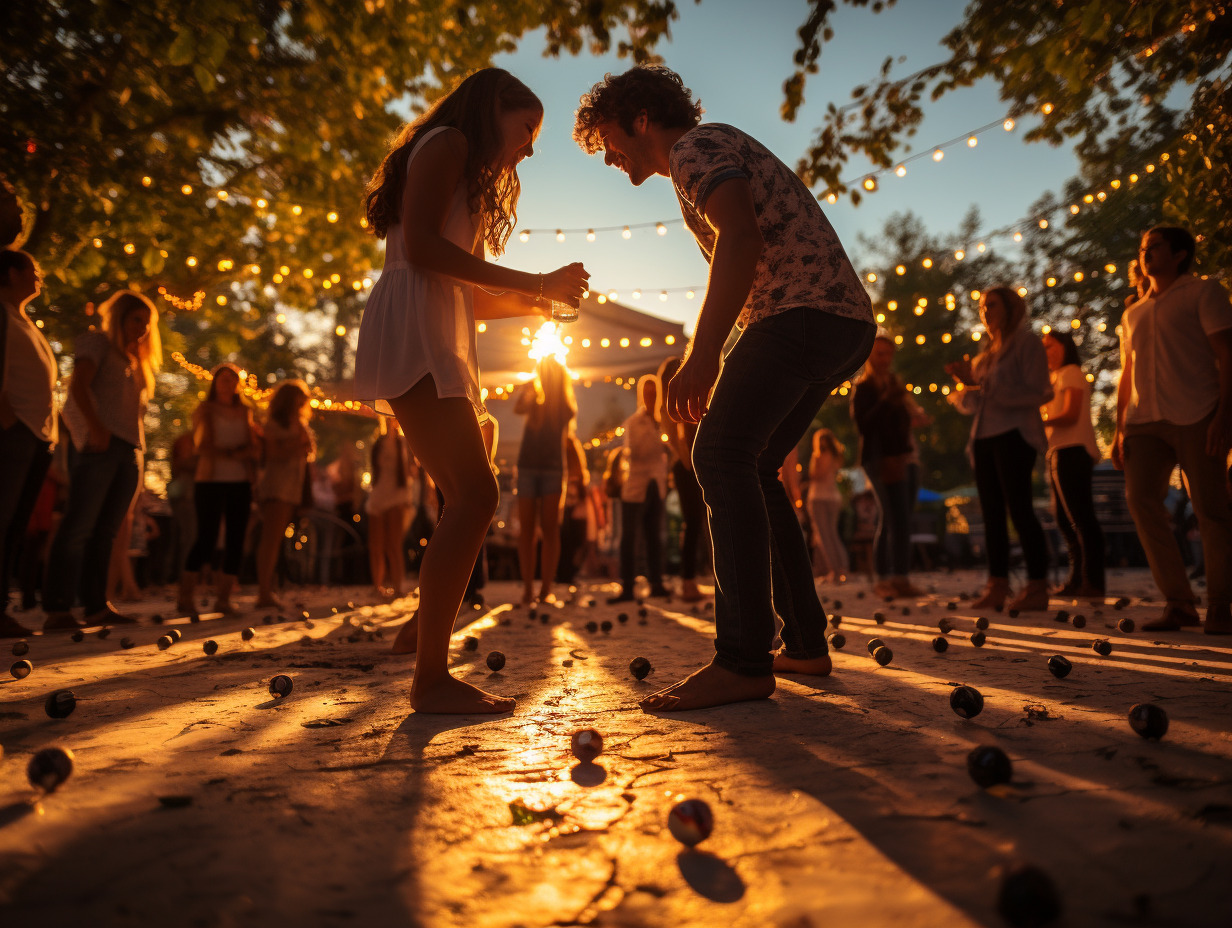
[576,66,876,710]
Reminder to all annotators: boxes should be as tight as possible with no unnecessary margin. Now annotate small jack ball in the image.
[950,684,984,719]
[828,614,842,628]
[629,656,652,680]
[967,744,1013,788]
[462,636,479,651]
[1054,609,1069,623]
[27,746,74,793]
[947,601,958,610]
[1047,655,1072,679]
[975,616,990,631]
[120,637,136,650]
[157,635,174,650]
[866,637,886,655]
[486,651,506,672]
[571,728,603,762]
[827,633,846,650]
[529,609,538,620]
[1115,596,1130,609]
[1092,639,1112,656]
[97,627,111,640]
[617,613,628,623]
[269,674,293,698]
[996,864,1063,928]
[45,689,77,719]
[152,614,165,625]
[10,659,33,679]
[667,798,714,847]
[600,620,613,633]
[263,615,275,625]
[1128,703,1168,740]
[900,606,911,617]
[938,618,954,634]
[873,646,893,666]
[873,612,886,624]
[638,607,648,618]
[169,628,182,642]
[540,614,549,624]
[585,621,599,633]
[1007,609,1019,618]
[971,631,986,648]
[1071,614,1086,629]
[11,640,29,657]
[241,627,255,641]
[832,600,842,610]
[70,630,84,643]
[1118,617,1136,633]
[203,640,219,656]
[932,636,949,653]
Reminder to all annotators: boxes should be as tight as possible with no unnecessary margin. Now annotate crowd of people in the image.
[3,65,1229,717]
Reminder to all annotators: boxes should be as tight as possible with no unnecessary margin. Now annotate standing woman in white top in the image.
[609,373,671,603]
[0,250,57,638]
[354,68,589,714]
[1040,330,1104,597]
[177,363,257,617]
[365,425,412,600]
[44,290,161,629]
[807,429,848,582]
[946,287,1053,612]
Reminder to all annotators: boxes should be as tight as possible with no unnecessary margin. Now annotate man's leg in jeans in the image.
[1124,424,1196,613]
[1174,414,1232,630]
[763,381,835,674]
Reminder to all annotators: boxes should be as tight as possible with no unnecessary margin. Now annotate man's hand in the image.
[1111,430,1125,470]
[667,350,720,423]
[1207,406,1232,458]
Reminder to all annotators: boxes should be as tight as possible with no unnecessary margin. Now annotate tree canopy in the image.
[784,0,1230,275]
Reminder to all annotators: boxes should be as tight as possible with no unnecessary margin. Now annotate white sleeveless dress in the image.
[354,126,488,421]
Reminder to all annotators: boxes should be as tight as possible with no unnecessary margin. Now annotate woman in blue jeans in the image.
[43,290,161,628]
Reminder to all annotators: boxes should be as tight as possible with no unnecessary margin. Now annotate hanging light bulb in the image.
[967,136,978,147]
[586,229,596,242]
[922,257,933,269]
[863,176,877,191]
[632,289,642,299]
[519,230,530,242]
[1038,219,1049,229]
[555,229,565,242]
[1014,232,1023,242]
[895,165,907,177]
[659,291,668,301]
[656,223,667,236]
[1003,118,1015,131]
[932,148,944,162]
[621,226,632,239]
[826,192,838,204]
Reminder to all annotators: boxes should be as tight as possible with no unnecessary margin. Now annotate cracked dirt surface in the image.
[1,568,1230,927]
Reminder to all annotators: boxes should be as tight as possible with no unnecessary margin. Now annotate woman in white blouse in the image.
[1041,329,1104,597]
[609,373,670,604]
[946,287,1053,612]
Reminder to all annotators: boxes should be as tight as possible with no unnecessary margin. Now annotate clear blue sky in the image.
[489,0,1083,332]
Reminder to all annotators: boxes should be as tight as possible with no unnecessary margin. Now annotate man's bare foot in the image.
[772,652,833,676]
[410,674,515,714]
[390,612,418,654]
[639,660,775,712]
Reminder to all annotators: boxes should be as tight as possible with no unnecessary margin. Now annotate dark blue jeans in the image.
[0,422,52,609]
[44,436,141,614]
[868,463,916,578]
[693,309,876,675]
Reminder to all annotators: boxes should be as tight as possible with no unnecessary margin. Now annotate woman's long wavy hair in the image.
[204,362,244,407]
[363,68,541,256]
[267,379,311,429]
[98,289,162,396]
[371,429,408,489]
[526,355,577,429]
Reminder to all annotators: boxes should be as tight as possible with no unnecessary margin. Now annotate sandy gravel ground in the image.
[1,567,1230,927]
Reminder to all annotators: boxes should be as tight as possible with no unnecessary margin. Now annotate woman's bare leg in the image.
[536,493,563,603]
[516,494,538,606]
[387,377,510,714]
[256,500,293,607]
[368,509,388,595]
[385,503,408,596]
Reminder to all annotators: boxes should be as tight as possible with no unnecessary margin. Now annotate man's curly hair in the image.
[574,66,704,153]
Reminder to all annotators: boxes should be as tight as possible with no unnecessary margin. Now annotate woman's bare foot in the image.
[520,588,535,607]
[772,652,833,676]
[254,595,282,609]
[639,661,775,712]
[410,674,515,714]
[390,611,419,654]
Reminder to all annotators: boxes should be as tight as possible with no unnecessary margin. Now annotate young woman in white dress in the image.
[356,68,588,714]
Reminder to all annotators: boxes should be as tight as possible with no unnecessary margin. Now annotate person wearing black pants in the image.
[948,287,1053,611]
[0,248,58,637]
[1041,330,1105,596]
[609,374,669,603]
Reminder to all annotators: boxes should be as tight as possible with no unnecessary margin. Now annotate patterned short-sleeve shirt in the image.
[669,123,873,330]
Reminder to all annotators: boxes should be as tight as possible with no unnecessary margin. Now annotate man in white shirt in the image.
[1113,226,1232,634]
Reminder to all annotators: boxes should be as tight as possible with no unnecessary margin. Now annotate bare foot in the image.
[773,652,833,676]
[254,595,282,609]
[390,611,418,654]
[639,660,775,712]
[410,674,515,714]
[520,588,535,607]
